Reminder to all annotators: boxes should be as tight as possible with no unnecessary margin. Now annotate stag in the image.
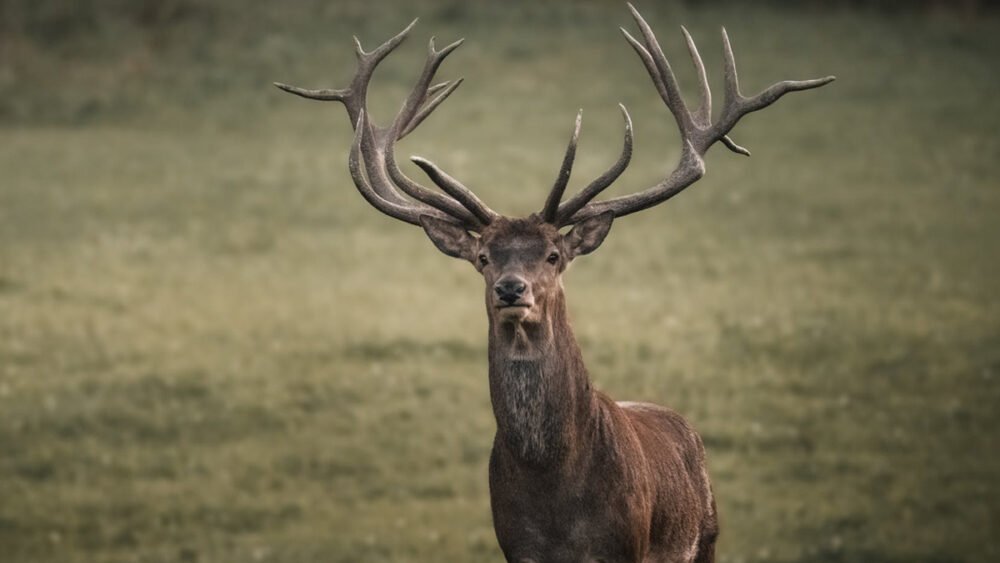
[276,4,833,562]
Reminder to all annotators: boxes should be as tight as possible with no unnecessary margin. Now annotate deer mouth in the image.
[495,302,534,317]
[495,302,533,321]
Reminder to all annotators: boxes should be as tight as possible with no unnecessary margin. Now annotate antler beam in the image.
[275,20,496,229]
[550,3,834,226]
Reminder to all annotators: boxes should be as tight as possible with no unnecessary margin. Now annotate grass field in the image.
[1,1,998,561]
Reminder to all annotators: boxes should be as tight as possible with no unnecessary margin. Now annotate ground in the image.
[0,1,998,561]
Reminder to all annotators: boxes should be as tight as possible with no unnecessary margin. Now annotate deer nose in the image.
[494,277,527,305]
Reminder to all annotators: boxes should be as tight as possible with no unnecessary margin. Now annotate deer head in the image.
[275,4,834,330]
[420,212,613,325]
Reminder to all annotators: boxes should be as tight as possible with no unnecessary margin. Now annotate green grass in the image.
[1,1,999,561]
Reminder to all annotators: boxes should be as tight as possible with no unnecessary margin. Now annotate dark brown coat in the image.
[470,219,717,563]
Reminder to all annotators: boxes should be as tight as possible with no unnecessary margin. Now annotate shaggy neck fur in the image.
[487,286,595,468]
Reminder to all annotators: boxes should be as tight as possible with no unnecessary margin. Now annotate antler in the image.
[274,20,497,229]
[548,3,835,227]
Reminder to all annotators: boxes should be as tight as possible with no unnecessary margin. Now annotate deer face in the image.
[420,212,614,324]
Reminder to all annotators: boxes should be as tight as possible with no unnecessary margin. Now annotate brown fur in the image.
[424,216,717,563]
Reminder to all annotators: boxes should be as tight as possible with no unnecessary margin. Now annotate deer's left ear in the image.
[419,215,478,263]
[564,211,614,259]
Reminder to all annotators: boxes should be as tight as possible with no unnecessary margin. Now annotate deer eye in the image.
[547,252,560,265]
[478,254,489,267]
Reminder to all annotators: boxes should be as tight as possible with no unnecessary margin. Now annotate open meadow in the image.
[1,1,998,561]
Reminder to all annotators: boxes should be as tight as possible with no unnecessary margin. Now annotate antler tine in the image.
[393,36,465,139]
[720,27,741,109]
[411,157,498,225]
[620,28,671,117]
[273,83,347,102]
[426,80,452,98]
[742,76,838,113]
[681,26,711,127]
[400,78,464,139]
[561,4,834,224]
[721,134,751,157]
[626,3,692,134]
[383,147,480,225]
[554,104,633,226]
[359,18,416,56]
[541,110,584,223]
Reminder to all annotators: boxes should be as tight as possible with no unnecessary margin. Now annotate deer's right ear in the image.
[419,215,478,263]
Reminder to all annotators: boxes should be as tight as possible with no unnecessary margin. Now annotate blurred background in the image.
[1,0,997,561]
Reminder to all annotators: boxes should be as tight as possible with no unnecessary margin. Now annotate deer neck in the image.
[487,287,595,468]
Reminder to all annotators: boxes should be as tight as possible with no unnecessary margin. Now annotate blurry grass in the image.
[1,1,999,562]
